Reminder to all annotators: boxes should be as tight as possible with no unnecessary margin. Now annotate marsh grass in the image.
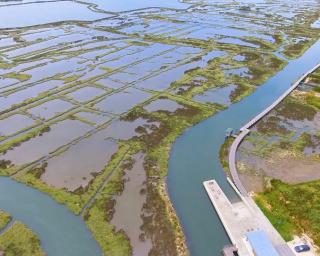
[0,221,44,256]
[0,210,11,230]
[255,179,320,245]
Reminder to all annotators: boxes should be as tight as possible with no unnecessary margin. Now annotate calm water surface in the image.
[0,1,108,29]
[0,177,102,256]
[81,0,190,12]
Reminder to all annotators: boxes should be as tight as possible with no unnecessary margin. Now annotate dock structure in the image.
[203,179,294,256]
[222,245,238,256]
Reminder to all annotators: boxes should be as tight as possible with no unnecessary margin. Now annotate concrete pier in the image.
[203,180,294,256]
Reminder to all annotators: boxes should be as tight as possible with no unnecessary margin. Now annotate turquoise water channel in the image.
[167,40,320,256]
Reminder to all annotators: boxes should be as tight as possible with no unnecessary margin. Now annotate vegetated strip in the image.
[80,145,131,216]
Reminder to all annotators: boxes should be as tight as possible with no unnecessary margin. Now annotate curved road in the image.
[229,62,320,196]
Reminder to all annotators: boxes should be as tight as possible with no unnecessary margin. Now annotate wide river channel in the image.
[0,34,319,256]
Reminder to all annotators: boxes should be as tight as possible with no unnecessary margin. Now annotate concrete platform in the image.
[203,179,295,256]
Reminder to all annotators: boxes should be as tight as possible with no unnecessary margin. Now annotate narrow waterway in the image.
[0,177,102,256]
[167,40,320,256]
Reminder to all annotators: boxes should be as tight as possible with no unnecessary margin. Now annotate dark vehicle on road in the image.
[294,244,310,253]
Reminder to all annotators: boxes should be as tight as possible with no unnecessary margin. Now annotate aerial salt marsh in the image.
[0,0,319,255]
[0,178,102,256]
[0,80,64,110]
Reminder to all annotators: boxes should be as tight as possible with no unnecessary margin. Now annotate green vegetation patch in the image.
[219,137,233,174]
[309,69,320,84]
[282,39,314,59]
[255,179,320,245]
[3,72,32,82]
[256,116,289,135]
[0,221,44,256]
[306,93,320,110]
[0,210,11,230]
[276,96,317,121]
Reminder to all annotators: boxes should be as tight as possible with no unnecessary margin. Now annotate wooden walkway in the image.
[230,62,320,195]
[242,63,320,131]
